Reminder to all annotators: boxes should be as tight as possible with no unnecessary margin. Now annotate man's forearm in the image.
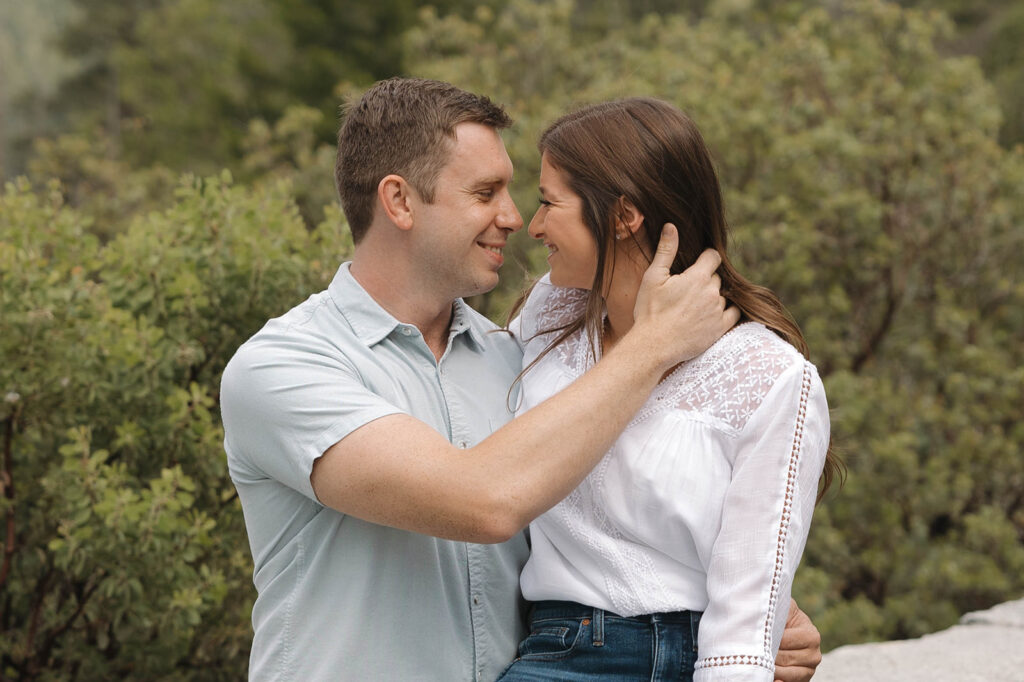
[466,329,674,537]
[464,238,734,537]
[310,233,737,542]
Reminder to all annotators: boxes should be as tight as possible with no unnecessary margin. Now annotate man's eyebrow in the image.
[468,175,511,189]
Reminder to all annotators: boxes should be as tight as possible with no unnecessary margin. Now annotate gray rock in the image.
[814,598,1024,682]
[960,598,1024,629]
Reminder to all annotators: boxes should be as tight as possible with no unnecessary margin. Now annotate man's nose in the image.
[497,192,523,232]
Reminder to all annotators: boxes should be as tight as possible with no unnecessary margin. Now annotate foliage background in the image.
[1,0,1022,677]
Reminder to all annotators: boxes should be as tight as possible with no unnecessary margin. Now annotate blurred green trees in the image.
[1,175,350,677]
[1,0,1022,677]
[407,0,1024,645]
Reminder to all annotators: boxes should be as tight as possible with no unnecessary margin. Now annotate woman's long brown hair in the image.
[509,97,843,500]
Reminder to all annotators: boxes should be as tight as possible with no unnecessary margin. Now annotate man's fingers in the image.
[776,599,821,682]
[774,668,816,682]
[775,646,821,667]
[778,631,819,653]
[780,598,821,651]
[690,247,722,276]
[648,223,679,274]
[723,304,740,329]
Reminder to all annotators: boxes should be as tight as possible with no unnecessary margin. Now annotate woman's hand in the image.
[775,599,823,682]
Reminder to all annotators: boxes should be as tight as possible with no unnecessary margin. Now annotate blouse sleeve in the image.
[694,360,830,682]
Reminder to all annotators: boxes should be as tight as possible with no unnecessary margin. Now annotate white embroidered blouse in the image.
[511,275,830,682]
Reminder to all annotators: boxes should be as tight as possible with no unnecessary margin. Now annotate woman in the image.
[502,98,841,681]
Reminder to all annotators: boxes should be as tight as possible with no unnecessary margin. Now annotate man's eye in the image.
[477,190,495,200]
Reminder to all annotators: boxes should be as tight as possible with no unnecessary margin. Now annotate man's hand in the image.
[632,223,739,369]
[775,598,822,682]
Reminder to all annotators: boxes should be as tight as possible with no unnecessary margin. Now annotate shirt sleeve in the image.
[694,360,830,682]
[220,336,404,502]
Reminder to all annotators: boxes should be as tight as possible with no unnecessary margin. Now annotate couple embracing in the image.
[221,77,840,681]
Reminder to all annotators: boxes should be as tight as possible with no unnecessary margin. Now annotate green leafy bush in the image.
[1,175,350,678]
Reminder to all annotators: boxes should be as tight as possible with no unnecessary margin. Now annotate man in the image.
[221,78,821,681]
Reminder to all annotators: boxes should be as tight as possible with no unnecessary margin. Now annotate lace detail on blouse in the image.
[634,322,800,433]
[535,282,587,329]
[526,281,801,436]
[526,281,592,373]
[558,479,676,616]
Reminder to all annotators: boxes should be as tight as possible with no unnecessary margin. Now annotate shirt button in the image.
[459,441,467,449]
[401,327,412,336]
[473,595,479,605]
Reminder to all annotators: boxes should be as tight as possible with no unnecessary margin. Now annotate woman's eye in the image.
[538,198,552,206]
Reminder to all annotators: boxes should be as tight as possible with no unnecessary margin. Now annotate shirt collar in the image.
[328,262,485,349]
[450,297,487,350]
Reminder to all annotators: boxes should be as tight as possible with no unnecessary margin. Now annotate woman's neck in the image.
[601,255,646,354]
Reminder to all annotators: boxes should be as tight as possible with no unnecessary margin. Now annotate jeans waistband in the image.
[529,600,700,625]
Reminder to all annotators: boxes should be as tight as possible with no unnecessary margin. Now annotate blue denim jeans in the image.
[496,600,702,681]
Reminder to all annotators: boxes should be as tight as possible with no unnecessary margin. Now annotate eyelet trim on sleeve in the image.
[693,652,775,672]
[693,362,813,675]
[763,363,812,651]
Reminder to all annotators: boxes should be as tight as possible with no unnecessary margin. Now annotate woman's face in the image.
[529,153,599,289]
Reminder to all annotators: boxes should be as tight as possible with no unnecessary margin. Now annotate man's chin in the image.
[461,273,500,299]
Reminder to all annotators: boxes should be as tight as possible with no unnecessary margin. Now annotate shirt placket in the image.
[438,341,489,681]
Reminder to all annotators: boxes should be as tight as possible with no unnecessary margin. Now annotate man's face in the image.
[410,122,523,299]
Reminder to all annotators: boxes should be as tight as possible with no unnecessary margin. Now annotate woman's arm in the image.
[694,359,830,682]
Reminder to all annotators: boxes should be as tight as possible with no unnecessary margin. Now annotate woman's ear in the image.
[377,174,416,231]
[614,196,645,240]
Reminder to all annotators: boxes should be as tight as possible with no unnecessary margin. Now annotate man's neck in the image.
[350,251,455,359]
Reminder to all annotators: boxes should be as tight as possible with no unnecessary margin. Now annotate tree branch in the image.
[851,267,899,373]
[29,571,106,676]
[25,563,55,661]
[0,406,19,589]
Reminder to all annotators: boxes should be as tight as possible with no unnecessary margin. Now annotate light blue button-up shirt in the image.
[221,263,529,681]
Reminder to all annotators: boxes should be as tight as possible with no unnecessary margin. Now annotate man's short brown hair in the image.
[335,78,513,243]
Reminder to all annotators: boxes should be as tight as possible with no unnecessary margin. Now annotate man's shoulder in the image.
[222,288,356,391]
[240,288,349,352]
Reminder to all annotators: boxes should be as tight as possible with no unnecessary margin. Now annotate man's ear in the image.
[615,196,645,238]
[377,174,416,231]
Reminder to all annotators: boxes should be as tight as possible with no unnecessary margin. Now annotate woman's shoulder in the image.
[714,321,804,370]
[655,322,815,433]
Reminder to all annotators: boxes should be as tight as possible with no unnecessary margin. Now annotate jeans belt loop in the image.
[592,607,605,647]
